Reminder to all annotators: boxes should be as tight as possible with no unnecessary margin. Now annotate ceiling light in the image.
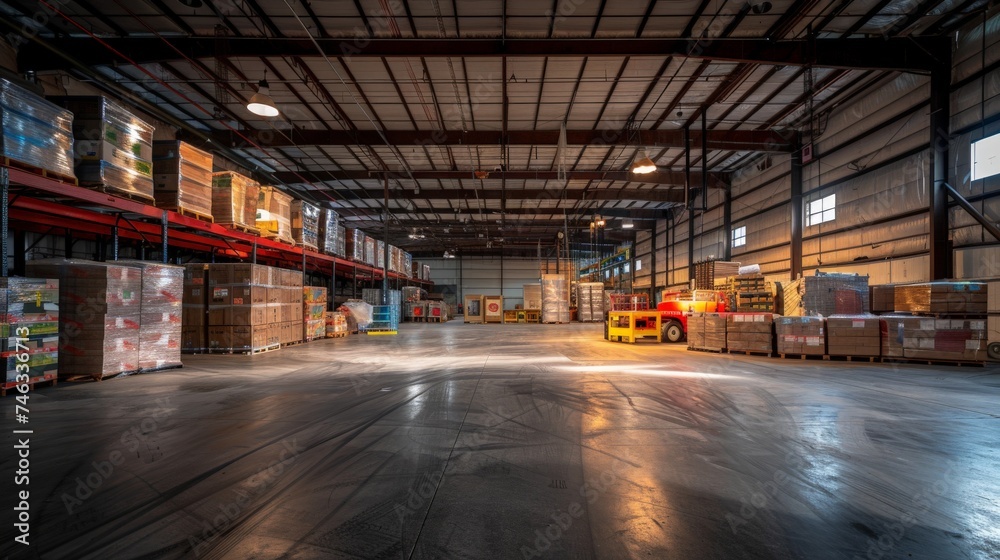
[631,150,657,174]
[247,79,279,117]
[622,219,634,229]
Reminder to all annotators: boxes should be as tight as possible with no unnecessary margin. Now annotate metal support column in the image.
[252,239,257,264]
[65,230,74,259]
[790,135,803,280]
[929,56,953,280]
[688,209,695,286]
[161,210,169,264]
[0,167,7,277]
[111,226,119,260]
[382,174,390,304]
[723,180,733,261]
[702,110,708,212]
[13,229,26,276]
[649,222,656,301]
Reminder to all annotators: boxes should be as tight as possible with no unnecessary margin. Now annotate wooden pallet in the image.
[281,340,305,347]
[161,206,214,223]
[825,354,879,363]
[219,223,260,235]
[1,374,58,397]
[687,346,726,353]
[139,364,184,373]
[2,157,79,185]
[208,344,280,355]
[325,332,348,339]
[727,350,774,357]
[881,357,985,367]
[81,183,156,205]
[778,353,827,360]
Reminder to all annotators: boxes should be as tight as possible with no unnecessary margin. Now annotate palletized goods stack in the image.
[0,78,75,179]
[26,259,142,379]
[320,209,345,257]
[694,260,740,290]
[686,314,706,349]
[364,237,376,267]
[687,313,727,352]
[881,282,989,363]
[345,228,365,262]
[781,272,869,316]
[870,285,895,313]
[1,277,59,390]
[292,200,320,250]
[541,274,570,323]
[119,261,184,371]
[152,140,214,221]
[212,171,259,232]
[53,96,155,202]
[577,282,604,322]
[893,282,987,314]
[376,240,386,269]
[182,264,207,353]
[257,187,294,244]
[988,281,999,360]
[775,316,826,356]
[325,312,348,337]
[303,286,327,341]
[826,316,881,359]
[726,313,774,355]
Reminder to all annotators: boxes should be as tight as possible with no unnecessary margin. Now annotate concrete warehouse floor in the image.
[3,321,999,560]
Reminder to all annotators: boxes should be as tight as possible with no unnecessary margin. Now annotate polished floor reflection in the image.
[4,321,999,559]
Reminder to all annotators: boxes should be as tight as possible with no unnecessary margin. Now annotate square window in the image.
[732,226,746,248]
[807,194,836,226]
[972,133,1000,181]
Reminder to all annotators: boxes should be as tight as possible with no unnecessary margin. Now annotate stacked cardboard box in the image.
[304,286,327,340]
[152,141,213,220]
[320,209,344,257]
[292,200,320,250]
[782,272,869,316]
[0,78,76,179]
[325,312,348,336]
[1,277,59,387]
[881,315,988,361]
[687,313,726,351]
[686,314,706,349]
[893,282,987,314]
[726,313,774,354]
[577,282,604,322]
[870,285,895,314]
[182,264,207,353]
[25,260,141,379]
[775,316,826,356]
[52,96,155,201]
[826,316,881,357]
[406,301,428,321]
[120,261,183,371]
[257,187,293,243]
[364,236,377,267]
[212,171,259,231]
[345,229,365,262]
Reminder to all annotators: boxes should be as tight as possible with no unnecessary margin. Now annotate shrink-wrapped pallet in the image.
[257,187,293,243]
[577,282,604,322]
[826,315,881,357]
[119,261,184,371]
[320,209,343,256]
[775,316,826,356]
[152,141,213,220]
[0,78,75,178]
[881,315,988,361]
[292,199,320,250]
[303,286,327,340]
[781,272,869,317]
[725,313,774,354]
[541,274,570,323]
[1,277,60,385]
[212,171,259,230]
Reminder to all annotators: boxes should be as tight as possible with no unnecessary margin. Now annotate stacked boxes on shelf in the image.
[577,282,604,322]
[53,96,155,202]
[320,209,345,257]
[26,259,141,379]
[304,286,327,341]
[345,228,365,262]
[782,272,869,316]
[2,277,59,390]
[376,240,386,269]
[152,140,214,220]
[403,253,413,278]
[212,171,259,232]
[541,274,570,323]
[826,316,881,358]
[870,285,896,314]
[775,316,826,356]
[687,313,727,352]
[325,312,347,337]
[0,78,76,179]
[182,264,208,353]
[364,236,376,267]
[292,200,320,250]
[893,282,987,314]
[881,316,988,361]
[257,186,293,243]
[120,261,183,371]
[726,313,774,355]
[729,274,774,312]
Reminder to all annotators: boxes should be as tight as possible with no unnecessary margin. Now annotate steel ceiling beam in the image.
[279,169,724,187]
[20,37,951,73]
[326,188,684,203]
[340,206,671,219]
[184,128,793,152]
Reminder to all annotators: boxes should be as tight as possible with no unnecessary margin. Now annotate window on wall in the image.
[732,226,746,248]
[806,194,836,226]
[972,133,1000,180]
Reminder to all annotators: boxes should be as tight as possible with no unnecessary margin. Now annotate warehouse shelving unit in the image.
[0,165,433,290]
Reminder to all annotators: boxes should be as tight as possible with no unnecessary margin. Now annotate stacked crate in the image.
[212,171,259,232]
[826,316,881,359]
[577,282,605,322]
[775,316,826,356]
[25,259,142,379]
[870,285,895,313]
[364,236,377,267]
[893,282,987,314]
[376,239,386,269]
[53,96,155,202]
[2,277,59,392]
[880,281,988,362]
[303,286,327,341]
[345,228,365,262]
[182,264,208,353]
[325,312,348,337]
[782,273,869,316]
[152,140,214,221]
[726,313,774,355]
[686,314,706,349]
[687,313,727,352]
[426,301,446,321]
[694,260,740,290]
[257,187,294,243]
[0,78,75,179]
[406,301,427,321]
[120,261,184,371]
[729,274,774,312]
[484,295,504,323]
[292,200,320,250]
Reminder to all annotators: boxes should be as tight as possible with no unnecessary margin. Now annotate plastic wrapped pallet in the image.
[336,226,347,258]
[292,200,320,250]
[870,285,895,314]
[51,96,155,201]
[325,311,347,336]
[726,313,774,354]
[781,272,869,317]
[212,171,259,230]
[118,261,184,371]
[320,209,341,256]
[404,253,413,278]
[541,274,570,323]
[342,301,373,328]
[376,240,386,269]
[152,141,213,220]
[257,187,293,243]
[0,78,75,178]
[775,316,826,356]
[826,315,881,357]
[1,277,60,386]
[523,284,542,310]
[25,259,142,378]
[303,286,327,340]
[345,229,365,262]
[893,282,987,315]
[364,237,377,267]
[577,282,604,322]
[880,315,988,362]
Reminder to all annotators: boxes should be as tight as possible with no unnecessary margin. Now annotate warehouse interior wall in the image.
[422,257,544,310]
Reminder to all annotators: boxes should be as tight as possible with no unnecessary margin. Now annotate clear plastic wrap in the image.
[257,187,293,242]
[292,200,320,249]
[541,274,570,323]
[152,141,214,219]
[1,277,60,384]
[781,272,869,317]
[212,171,259,229]
[346,228,365,262]
[325,311,347,336]
[119,261,184,371]
[893,282,987,314]
[320,208,340,255]
[0,79,75,178]
[376,240,386,269]
[342,301,373,328]
[576,282,604,322]
[403,252,413,278]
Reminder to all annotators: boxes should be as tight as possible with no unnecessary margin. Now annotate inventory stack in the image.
[726,313,774,355]
[826,316,881,359]
[325,312,348,337]
[782,272,869,316]
[120,261,184,371]
[346,229,365,263]
[26,259,142,379]
[54,96,155,202]
[257,187,294,244]
[364,237,376,267]
[304,286,327,341]
[484,295,504,323]
[152,141,214,221]
[775,316,826,357]
[212,171,259,232]
[320,209,345,257]
[882,281,988,363]
[0,78,76,180]
[870,285,895,314]
[2,277,59,392]
[376,240,386,269]
[541,274,571,323]
[577,282,605,322]
[694,260,740,290]
[292,200,320,250]
[893,282,987,314]
[182,264,208,353]
[728,274,774,312]
[687,313,727,352]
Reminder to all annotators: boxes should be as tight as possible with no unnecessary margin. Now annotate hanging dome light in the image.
[247,78,279,117]
[631,149,657,174]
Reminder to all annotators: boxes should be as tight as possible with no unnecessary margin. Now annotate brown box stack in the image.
[775,316,826,356]
[304,286,327,341]
[25,259,142,379]
[691,313,728,351]
[782,273,869,317]
[212,171,259,231]
[870,285,896,314]
[881,315,988,361]
[119,261,184,371]
[182,264,207,352]
[893,282,988,314]
[291,199,320,250]
[726,313,774,354]
[257,187,293,243]
[325,312,347,336]
[686,314,706,349]
[152,141,214,220]
[826,316,881,357]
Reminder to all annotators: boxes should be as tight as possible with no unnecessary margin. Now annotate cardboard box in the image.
[881,316,988,361]
[894,282,987,314]
[207,326,230,350]
[181,326,204,352]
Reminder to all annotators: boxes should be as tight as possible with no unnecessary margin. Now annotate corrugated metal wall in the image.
[422,257,544,309]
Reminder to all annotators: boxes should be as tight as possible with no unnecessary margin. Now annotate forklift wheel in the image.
[663,320,684,343]
[989,342,1000,361]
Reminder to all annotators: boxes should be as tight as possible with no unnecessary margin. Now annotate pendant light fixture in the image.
[247,70,279,117]
[631,149,657,174]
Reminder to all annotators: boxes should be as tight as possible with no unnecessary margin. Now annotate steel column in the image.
[724,180,733,260]
[702,110,708,212]
[929,56,953,280]
[1,167,7,277]
[13,229,26,276]
[790,136,803,280]
[111,226,119,260]
[382,174,390,304]
[161,210,169,264]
